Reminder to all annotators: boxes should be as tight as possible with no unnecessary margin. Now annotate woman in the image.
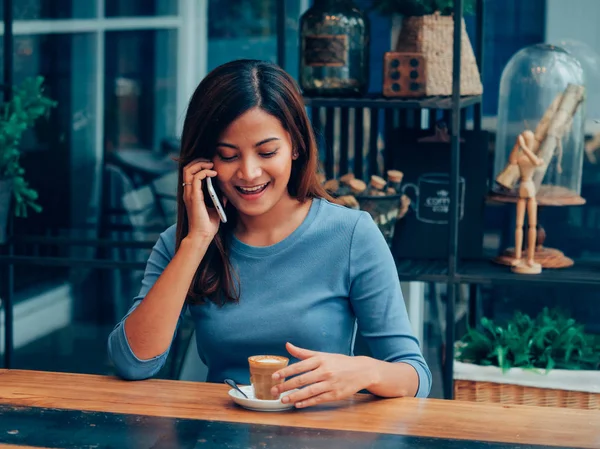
[108,59,432,407]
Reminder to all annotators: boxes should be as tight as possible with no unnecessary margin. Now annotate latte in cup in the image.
[248,355,289,400]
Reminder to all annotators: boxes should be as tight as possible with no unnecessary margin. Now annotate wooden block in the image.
[383,52,427,98]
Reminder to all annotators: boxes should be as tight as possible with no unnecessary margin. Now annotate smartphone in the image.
[205,177,227,223]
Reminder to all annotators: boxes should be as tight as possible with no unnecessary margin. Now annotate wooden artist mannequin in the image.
[510,130,543,274]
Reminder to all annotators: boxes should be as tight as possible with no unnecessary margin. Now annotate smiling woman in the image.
[173,59,330,304]
[213,110,299,219]
[107,59,432,407]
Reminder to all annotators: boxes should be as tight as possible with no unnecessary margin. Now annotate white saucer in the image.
[228,385,297,412]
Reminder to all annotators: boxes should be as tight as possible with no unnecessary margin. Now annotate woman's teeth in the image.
[236,183,269,194]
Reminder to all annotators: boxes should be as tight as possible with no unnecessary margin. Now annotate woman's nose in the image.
[237,157,262,181]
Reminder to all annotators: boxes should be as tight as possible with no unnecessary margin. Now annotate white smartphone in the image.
[206,176,227,223]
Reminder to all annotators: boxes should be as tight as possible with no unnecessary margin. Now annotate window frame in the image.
[1,0,208,151]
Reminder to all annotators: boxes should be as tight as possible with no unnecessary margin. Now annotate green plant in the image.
[456,308,600,373]
[371,0,476,16]
[0,76,57,217]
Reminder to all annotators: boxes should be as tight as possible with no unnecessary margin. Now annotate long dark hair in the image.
[176,59,331,306]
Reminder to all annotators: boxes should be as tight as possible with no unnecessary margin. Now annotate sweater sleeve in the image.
[107,225,184,380]
[348,212,432,398]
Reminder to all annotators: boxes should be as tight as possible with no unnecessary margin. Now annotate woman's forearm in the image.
[365,358,420,398]
[124,235,211,360]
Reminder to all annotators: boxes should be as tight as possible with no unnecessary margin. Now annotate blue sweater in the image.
[108,198,432,397]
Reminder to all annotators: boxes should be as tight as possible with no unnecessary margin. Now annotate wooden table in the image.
[0,369,598,449]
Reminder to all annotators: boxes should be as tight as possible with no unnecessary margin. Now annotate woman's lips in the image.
[234,182,270,200]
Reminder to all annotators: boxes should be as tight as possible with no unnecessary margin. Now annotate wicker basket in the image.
[394,13,482,96]
[454,361,600,410]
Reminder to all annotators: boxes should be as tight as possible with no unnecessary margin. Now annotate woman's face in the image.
[212,107,296,218]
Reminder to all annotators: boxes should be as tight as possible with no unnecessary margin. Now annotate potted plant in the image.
[371,0,482,96]
[454,308,600,410]
[0,76,56,243]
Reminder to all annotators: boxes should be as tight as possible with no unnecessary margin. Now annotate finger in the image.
[185,163,214,184]
[272,356,320,382]
[294,390,339,409]
[184,158,213,173]
[285,342,319,361]
[191,171,204,202]
[280,381,330,405]
[190,169,217,197]
[184,169,217,204]
[272,364,324,396]
[184,160,214,182]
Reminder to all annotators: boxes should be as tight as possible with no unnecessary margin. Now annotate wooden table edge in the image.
[0,370,599,449]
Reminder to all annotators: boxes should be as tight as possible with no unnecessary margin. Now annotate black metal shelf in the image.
[5,252,595,287]
[395,258,600,287]
[395,259,450,283]
[11,235,156,249]
[304,94,482,110]
[0,255,146,270]
[456,259,600,287]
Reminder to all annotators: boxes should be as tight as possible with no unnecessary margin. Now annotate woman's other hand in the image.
[270,342,377,409]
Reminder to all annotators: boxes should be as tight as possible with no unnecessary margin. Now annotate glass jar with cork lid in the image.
[299,0,370,97]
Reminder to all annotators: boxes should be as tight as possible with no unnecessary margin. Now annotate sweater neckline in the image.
[230,198,322,257]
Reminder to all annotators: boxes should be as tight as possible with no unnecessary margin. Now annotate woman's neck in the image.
[235,194,313,247]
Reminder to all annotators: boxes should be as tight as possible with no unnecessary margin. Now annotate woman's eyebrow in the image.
[216,142,238,149]
[255,137,280,147]
[216,137,280,149]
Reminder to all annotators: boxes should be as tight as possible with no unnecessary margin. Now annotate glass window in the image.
[0,0,184,381]
[104,29,178,153]
[105,0,177,17]
[0,0,97,20]
[1,33,98,291]
[2,28,178,298]
[207,0,303,77]
[481,0,545,116]
[208,0,276,71]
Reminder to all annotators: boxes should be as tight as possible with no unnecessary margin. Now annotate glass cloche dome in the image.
[552,39,600,119]
[492,43,586,204]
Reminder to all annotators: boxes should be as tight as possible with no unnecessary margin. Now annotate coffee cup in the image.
[248,355,289,400]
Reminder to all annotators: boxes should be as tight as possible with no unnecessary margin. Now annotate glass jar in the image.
[299,0,369,97]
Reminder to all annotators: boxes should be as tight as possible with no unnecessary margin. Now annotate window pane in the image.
[207,0,303,78]
[0,32,98,290]
[104,29,177,153]
[105,0,176,17]
[0,0,97,19]
[3,29,181,378]
[481,0,545,116]
[208,0,277,70]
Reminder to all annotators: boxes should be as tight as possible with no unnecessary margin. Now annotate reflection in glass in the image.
[104,30,177,153]
[0,33,97,291]
[208,0,276,71]
[0,0,97,20]
[207,0,303,78]
[105,0,176,17]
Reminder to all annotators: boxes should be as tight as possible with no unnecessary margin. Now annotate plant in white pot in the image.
[371,0,482,96]
[0,76,56,243]
[454,307,600,410]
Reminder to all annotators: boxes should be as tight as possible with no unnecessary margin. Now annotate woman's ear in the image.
[292,150,299,160]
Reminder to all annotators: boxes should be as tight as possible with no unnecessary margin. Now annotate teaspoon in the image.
[224,378,249,398]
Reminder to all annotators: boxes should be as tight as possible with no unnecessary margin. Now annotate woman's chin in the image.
[229,190,285,218]
[234,201,272,217]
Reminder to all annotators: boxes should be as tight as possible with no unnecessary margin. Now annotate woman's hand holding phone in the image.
[182,159,223,241]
